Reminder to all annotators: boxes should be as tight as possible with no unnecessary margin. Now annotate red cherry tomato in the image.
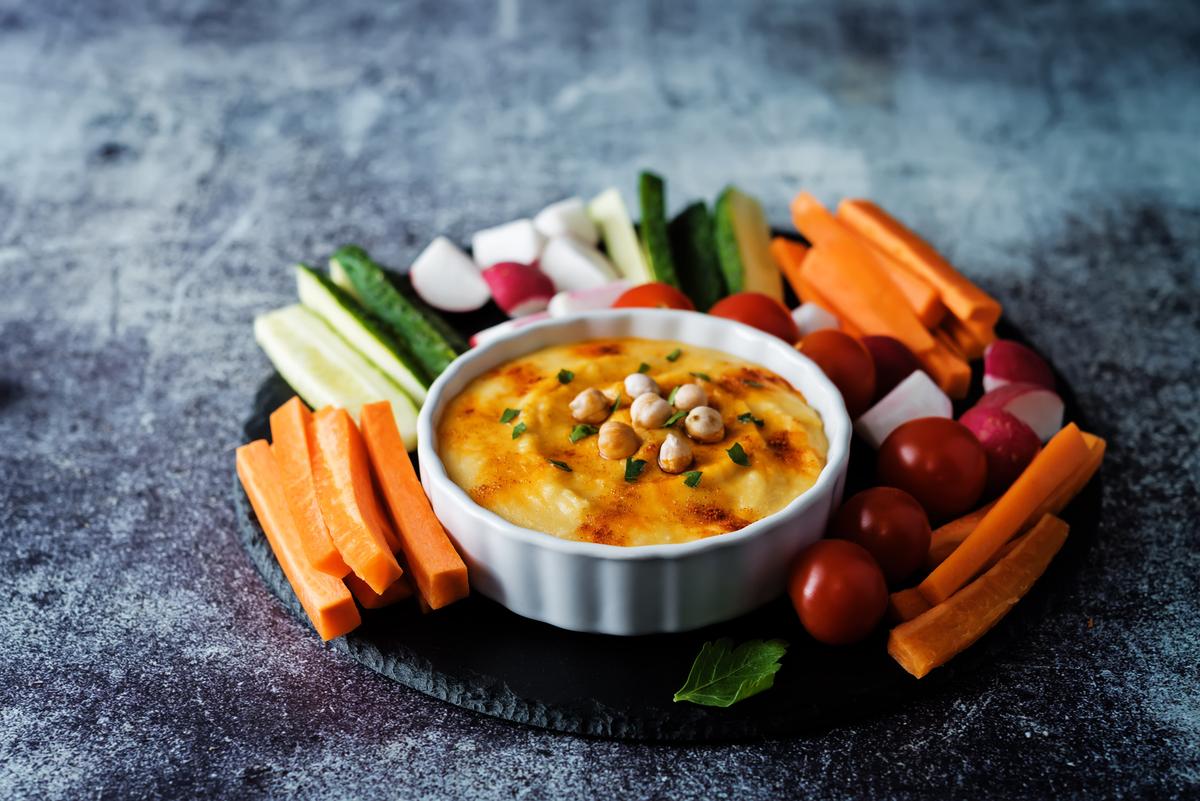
[612,282,695,311]
[795,330,877,419]
[829,487,932,585]
[878,417,987,522]
[708,292,800,342]
[788,539,888,645]
[860,335,922,403]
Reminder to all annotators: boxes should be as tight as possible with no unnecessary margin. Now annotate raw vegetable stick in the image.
[869,248,947,329]
[346,573,413,609]
[887,588,931,623]
[942,315,992,360]
[918,423,1090,605]
[269,397,349,577]
[890,514,1069,678]
[926,503,996,570]
[836,199,1002,336]
[919,338,972,400]
[360,401,470,609]
[769,236,809,299]
[310,407,404,594]
[236,440,361,640]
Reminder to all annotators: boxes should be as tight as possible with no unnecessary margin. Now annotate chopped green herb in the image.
[690,371,711,382]
[738,411,765,427]
[624,458,647,482]
[666,348,682,362]
[673,638,788,707]
[663,410,688,428]
[548,459,572,472]
[742,379,765,389]
[610,393,621,413]
[667,385,680,405]
[499,408,520,424]
[511,421,527,439]
[569,423,598,443]
[726,442,750,466]
[683,471,703,488]
[557,368,574,385]
[638,362,651,373]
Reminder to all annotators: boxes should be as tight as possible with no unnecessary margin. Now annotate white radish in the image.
[974,383,1064,442]
[791,302,839,337]
[471,219,546,269]
[469,311,550,348]
[482,262,555,317]
[538,237,617,292]
[855,370,952,449]
[409,236,490,312]
[533,197,599,246]
[983,340,1055,393]
[547,280,632,317]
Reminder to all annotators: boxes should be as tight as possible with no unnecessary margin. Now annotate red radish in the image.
[983,340,1055,393]
[861,335,924,402]
[974,383,1064,442]
[538,237,616,292]
[959,406,1042,497]
[469,311,550,348]
[547,280,632,317]
[471,219,546,268]
[791,302,839,337]
[409,236,490,312]
[533,197,599,246]
[855,370,952,449]
[482,262,555,317]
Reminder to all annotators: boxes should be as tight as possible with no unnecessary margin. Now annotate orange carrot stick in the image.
[870,248,946,328]
[890,514,1069,678]
[360,401,470,609]
[236,440,361,640]
[925,502,996,570]
[269,397,349,577]
[918,424,1090,605]
[919,338,972,400]
[888,587,932,623]
[941,315,992,360]
[310,407,404,594]
[346,573,414,609]
[770,237,809,301]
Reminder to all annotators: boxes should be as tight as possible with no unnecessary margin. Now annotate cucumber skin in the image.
[668,202,725,312]
[637,171,680,288]
[713,186,747,294]
[296,263,433,391]
[330,246,465,379]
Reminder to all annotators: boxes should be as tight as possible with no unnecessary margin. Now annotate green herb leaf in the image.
[511,421,527,439]
[557,369,574,385]
[667,385,680,405]
[624,458,647,482]
[738,411,765,427]
[663,410,688,428]
[548,458,572,472]
[499,408,520,424]
[666,348,682,362]
[690,371,711,382]
[742,379,764,389]
[683,471,703,488]
[638,362,651,373]
[569,423,598,443]
[610,393,621,413]
[726,442,750,466]
[673,638,788,707]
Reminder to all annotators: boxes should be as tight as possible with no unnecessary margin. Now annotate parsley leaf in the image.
[499,408,520,424]
[663,410,687,428]
[624,458,647,482]
[511,421,527,439]
[742,379,765,389]
[673,638,788,707]
[666,348,682,362]
[569,423,598,443]
[548,459,572,472]
[610,393,621,413]
[690,371,711,382]
[667,385,680,405]
[638,362,651,373]
[738,411,765,427]
[557,369,574,385]
[726,442,750,466]
[683,471,703,488]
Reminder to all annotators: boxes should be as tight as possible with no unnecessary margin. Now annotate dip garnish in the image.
[557,368,574,385]
[548,458,572,472]
[499,408,520,424]
[743,379,764,388]
[666,348,682,362]
[569,423,598,443]
[637,362,651,373]
[667,386,680,405]
[726,442,750,466]
[610,393,621,413]
[624,457,647,482]
[683,470,703,487]
[663,410,687,428]
[511,421,527,439]
[690,371,711,382]
[738,411,765,427]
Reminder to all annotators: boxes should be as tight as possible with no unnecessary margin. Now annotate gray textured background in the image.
[2,1,1198,798]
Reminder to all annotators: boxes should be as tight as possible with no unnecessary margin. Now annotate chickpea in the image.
[672,382,708,411]
[597,421,640,460]
[570,387,611,424]
[630,393,672,429]
[658,431,694,474]
[685,406,725,443]
[624,372,660,398]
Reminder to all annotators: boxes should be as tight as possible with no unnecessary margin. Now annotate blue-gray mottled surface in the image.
[1,0,1197,798]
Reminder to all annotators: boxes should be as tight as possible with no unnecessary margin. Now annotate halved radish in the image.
[983,340,1055,393]
[959,406,1042,497]
[470,311,551,348]
[482,262,555,317]
[471,219,546,268]
[538,237,617,292]
[533,197,599,246]
[855,370,952,448]
[547,279,632,317]
[974,383,1064,442]
[791,302,838,337]
[409,236,490,312]
[861,335,924,403]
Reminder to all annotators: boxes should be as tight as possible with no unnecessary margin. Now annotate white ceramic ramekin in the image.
[416,309,851,635]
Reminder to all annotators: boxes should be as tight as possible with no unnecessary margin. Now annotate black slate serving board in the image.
[235,294,1102,741]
